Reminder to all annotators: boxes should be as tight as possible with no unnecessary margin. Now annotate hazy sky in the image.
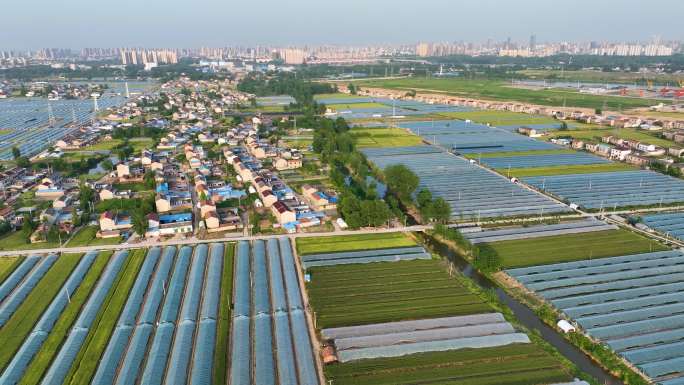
[3,0,683,49]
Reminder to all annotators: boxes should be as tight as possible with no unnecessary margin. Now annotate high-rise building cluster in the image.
[119,48,179,66]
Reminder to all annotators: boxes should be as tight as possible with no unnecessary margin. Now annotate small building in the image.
[271,201,296,225]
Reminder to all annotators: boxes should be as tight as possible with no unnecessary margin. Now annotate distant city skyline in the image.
[2,0,683,49]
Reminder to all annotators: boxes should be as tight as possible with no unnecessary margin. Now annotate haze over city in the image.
[2,0,684,48]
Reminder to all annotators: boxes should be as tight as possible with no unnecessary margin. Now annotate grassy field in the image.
[296,233,416,255]
[0,256,21,284]
[464,149,577,159]
[550,128,674,147]
[128,138,155,152]
[436,110,558,127]
[282,138,313,149]
[69,139,124,152]
[65,226,121,247]
[113,181,152,192]
[306,259,490,328]
[213,243,234,385]
[0,253,81,372]
[64,248,146,385]
[518,69,684,85]
[486,229,667,268]
[326,102,389,110]
[19,251,112,385]
[359,78,655,110]
[324,344,572,385]
[351,127,423,148]
[502,162,636,177]
[314,93,367,100]
[0,231,59,251]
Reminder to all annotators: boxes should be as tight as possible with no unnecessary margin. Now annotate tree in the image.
[143,170,156,189]
[101,159,114,171]
[430,198,451,223]
[11,146,21,160]
[473,244,502,273]
[132,210,148,236]
[416,188,433,208]
[361,200,392,227]
[384,164,419,202]
[348,83,357,95]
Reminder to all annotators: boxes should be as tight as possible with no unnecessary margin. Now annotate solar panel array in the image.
[363,146,570,219]
[464,218,617,244]
[301,246,430,268]
[507,250,684,383]
[230,238,319,385]
[398,120,560,154]
[524,171,684,210]
[478,153,609,169]
[322,313,529,362]
[642,212,684,242]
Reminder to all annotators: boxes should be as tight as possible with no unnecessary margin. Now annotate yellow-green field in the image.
[296,232,416,255]
[463,149,577,159]
[550,128,674,147]
[351,127,423,148]
[501,163,636,178]
[326,102,389,110]
[436,110,558,127]
[314,93,365,100]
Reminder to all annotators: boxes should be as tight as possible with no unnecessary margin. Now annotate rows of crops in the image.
[507,250,684,384]
[525,170,684,209]
[301,246,430,268]
[0,244,233,385]
[231,238,320,385]
[306,259,490,329]
[464,218,617,244]
[362,146,570,219]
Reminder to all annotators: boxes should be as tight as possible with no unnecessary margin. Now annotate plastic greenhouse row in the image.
[0,255,41,303]
[0,254,58,327]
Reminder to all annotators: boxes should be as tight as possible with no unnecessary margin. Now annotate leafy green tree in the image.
[430,198,451,223]
[384,164,419,202]
[11,146,21,160]
[361,200,392,227]
[132,210,148,236]
[416,188,433,208]
[101,159,114,171]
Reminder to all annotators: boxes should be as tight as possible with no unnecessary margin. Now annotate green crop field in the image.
[0,256,22,284]
[358,78,655,110]
[0,231,59,251]
[326,102,389,110]
[324,344,572,385]
[550,128,675,147]
[306,259,490,328]
[351,127,424,148]
[213,243,234,385]
[66,226,121,247]
[314,93,368,100]
[486,229,667,268]
[0,253,81,372]
[296,233,416,255]
[436,110,558,127]
[464,149,578,159]
[64,248,146,385]
[19,251,112,385]
[518,69,684,85]
[501,162,636,177]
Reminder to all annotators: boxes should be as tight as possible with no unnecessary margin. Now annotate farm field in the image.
[499,162,636,177]
[66,226,121,247]
[0,257,21,283]
[0,232,59,251]
[314,93,364,100]
[306,259,490,329]
[324,344,573,385]
[358,78,655,110]
[326,102,389,110]
[351,127,423,148]
[549,128,674,147]
[483,229,667,268]
[517,69,684,84]
[463,149,576,159]
[296,232,416,255]
[435,110,558,127]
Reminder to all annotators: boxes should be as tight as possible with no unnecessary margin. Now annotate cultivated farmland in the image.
[296,232,416,255]
[350,127,424,148]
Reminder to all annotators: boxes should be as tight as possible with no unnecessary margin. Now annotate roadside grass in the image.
[485,229,667,268]
[463,149,577,159]
[326,102,390,110]
[213,243,234,385]
[0,256,22,284]
[63,248,146,385]
[324,344,572,385]
[436,110,558,127]
[19,251,113,385]
[113,181,152,192]
[549,128,674,147]
[502,162,636,177]
[66,226,121,247]
[358,78,655,110]
[314,93,367,100]
[0,231,59,251]
[351,127,424,148]
[0,253,81,372]
[306,259,490,328]
[296,233,416,255]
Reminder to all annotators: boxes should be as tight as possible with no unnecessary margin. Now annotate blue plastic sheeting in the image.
[609,328,684,352]
[291,310,319,385]
[479,153,609,169]
[267,239,288,312]
[643,212,684,242]
[0,251,98,385]
[301,246,426,260]
[254,313,276,385]
[339,333,530,362]
[234,241,251,317]
[189,319,217,385]
[622,340,684,365]
[138,247,176,324]
[363,146,570,219]
[41,250,130,385]
[659,376,684,385]
[524,170,684,209]
[0,255,40,303]
[165,320,196,385]
[639,356,684,379]
[229,316,251,385]
[0,254,58,327]
[567,292,684,320]
[360,146,443,158]
[273,312,298,385]
[179,244,207,321]
[117,247,161,326]
[589,314,684,340]
[139,322,175,385]
[199,243,223,320]
[253,240,271,315]
[541,273,684,301]
[303,253,432,268]
[114,323,153,385]
[279,238,303,310]
[465,218,617,244]
[159,246,192,323]
[91,325,133,385]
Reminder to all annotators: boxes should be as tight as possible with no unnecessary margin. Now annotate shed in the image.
[557,320,576,333]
